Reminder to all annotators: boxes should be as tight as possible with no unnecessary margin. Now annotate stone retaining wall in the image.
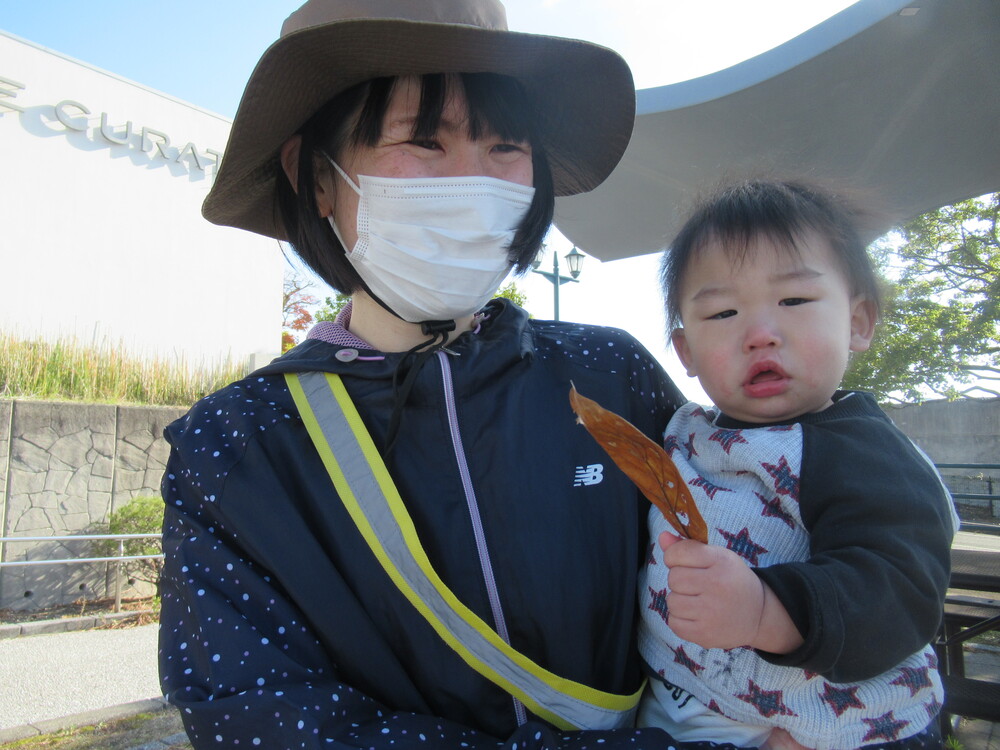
[0,399,186,610]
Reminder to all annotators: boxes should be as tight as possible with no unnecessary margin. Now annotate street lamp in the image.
[530,246,585,320]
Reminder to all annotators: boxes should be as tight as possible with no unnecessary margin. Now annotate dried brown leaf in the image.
[569,384,708,544]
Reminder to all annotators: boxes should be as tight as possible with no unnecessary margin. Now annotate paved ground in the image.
[0,623,160,730]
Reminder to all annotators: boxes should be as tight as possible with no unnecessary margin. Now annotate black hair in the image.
[275,73,554,294]
[660,179,883,329]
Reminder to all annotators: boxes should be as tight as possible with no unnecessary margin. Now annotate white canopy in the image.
[553,0,1000,261]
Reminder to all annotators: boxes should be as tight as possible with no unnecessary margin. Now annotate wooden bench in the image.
[935,592,1000,733]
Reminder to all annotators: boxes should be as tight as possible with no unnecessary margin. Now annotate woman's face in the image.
[321,75,534,252]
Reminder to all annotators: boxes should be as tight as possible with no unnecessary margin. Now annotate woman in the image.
[158,1,737,747]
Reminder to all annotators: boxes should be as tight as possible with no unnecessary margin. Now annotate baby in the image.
[638,179,958,749]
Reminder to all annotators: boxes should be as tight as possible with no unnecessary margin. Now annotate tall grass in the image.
[0,333,249,406]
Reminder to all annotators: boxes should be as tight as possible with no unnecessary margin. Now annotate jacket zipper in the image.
[437,351,528,726]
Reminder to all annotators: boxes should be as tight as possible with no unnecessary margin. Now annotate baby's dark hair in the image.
[660,179,882,329]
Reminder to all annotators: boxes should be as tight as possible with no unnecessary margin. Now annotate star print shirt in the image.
[638,391,956,750]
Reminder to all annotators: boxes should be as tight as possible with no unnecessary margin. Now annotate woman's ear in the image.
[849,296,878,352]
[670,328,698,377]
[280,136,336,218]
[279,136,302,193]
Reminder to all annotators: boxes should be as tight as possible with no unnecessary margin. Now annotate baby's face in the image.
[671,232,876,423]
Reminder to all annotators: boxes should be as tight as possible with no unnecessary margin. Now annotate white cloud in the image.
[503,0,860,87]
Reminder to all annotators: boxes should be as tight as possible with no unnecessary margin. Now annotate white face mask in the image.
[325,157,535,323]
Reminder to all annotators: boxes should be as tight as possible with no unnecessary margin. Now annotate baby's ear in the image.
[670,328,698,377]
[849,297,878,352]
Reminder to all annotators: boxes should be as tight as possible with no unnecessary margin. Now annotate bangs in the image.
[699,228,806,271]
[693,185,817,267]
[351,73,535,148]
[662,179,882,329]
[448,73,535,144]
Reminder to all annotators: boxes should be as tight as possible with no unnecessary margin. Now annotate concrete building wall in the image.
[0,31,283,368]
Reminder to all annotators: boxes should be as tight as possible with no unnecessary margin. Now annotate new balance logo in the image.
[574,464,604,486]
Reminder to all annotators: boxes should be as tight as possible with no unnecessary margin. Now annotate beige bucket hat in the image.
[201,0,636,240]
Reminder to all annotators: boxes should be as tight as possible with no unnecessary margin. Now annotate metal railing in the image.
[0,533,163,612]
[936,464,1000,536]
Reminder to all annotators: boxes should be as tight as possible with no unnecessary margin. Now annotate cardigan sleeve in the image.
[752,412,954,682]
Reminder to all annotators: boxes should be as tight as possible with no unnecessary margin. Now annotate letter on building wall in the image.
[100,112,132,145]
[0,75,25,113]
[54,100,91,131]
[141,126,171,158]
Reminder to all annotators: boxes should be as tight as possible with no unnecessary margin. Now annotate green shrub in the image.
[91,495,165,587]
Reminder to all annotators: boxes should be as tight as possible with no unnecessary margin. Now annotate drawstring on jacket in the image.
[383,319,456,455]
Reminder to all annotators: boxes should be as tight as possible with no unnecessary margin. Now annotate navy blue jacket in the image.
[158,301,743,749]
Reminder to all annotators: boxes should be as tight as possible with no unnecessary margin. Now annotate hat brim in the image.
[201,18,636,240]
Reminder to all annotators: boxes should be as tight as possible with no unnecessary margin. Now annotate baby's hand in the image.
[659,532,765,649]
[761,728,812,749]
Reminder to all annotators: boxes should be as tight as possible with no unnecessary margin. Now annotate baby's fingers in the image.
[662,537,718,569]
[658,530,682,552]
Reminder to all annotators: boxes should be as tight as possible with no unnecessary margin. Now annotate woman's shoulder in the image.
[527,318,684,414]
[530,319,657,369]
[165,374,299,456]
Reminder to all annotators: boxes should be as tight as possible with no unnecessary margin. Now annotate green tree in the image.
[315,292,351,323]
[91,495,164,587]
[495,281,528,308]
[844,193,1000,402]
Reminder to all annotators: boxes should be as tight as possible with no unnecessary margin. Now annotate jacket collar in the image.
[252,299,535,381]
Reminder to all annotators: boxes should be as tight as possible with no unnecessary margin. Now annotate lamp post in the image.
[530,246,585,320]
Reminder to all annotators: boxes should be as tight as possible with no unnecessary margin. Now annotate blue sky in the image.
[1,0,859,400]
[1,1,857,118]
[1,1,305,118]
